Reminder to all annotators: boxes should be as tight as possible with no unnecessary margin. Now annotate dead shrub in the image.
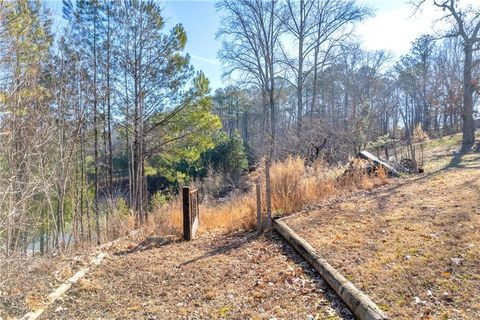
[270,156,305,213]
[198,192,256,233]
[149,197,182,236]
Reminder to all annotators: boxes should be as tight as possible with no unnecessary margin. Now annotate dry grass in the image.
[146,193,256,236]
[269,157,336,213]
[394,131,480,172]
[146,193,257,236]
[42,232,353,320]
[0,155,388,319]
[145,156,388,237]
[104,213,137,242]
[283,137,480,319]
[286,168,480,319]
[0,254,92,318]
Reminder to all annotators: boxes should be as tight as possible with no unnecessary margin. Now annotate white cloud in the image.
[356,3,444,57]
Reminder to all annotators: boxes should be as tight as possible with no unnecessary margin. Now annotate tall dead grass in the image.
[146,156,388,237]
[145,192,256,237]
[269,157,336,213]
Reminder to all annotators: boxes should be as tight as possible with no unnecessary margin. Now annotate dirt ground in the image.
[36,231,353,320]
[284,151,480,320]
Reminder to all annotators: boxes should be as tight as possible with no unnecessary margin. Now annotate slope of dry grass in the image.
[0,254,94,319]
[394,131,480,172]
[284,138,480,319]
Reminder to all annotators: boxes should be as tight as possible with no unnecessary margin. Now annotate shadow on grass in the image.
[114,235,178,256]
[446,148,480,168]
[179,230,259,266]
[385,147,480,194]
[346,150,480,212]
[448,151,465,168]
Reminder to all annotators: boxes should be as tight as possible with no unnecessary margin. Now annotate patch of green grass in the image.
[378,303,390,312]
[427,133,462,150]
[416,132,480,171]
[218,306,231,318]
[457,273,473,280]
[394,293,406,307]
[407,247,418,255]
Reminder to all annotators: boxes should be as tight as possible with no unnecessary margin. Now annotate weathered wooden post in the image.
[255,182,262,233]
[182,186,191,241]
[183,186,199,241]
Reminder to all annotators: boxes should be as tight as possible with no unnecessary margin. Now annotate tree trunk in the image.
[461,42,475,151]
[107,2,114,198]
[93,12,100,245]
[40,205,45,255]
[265,158,272,228]
[269,71,276,159]
[311,46,319,118]
[296,16,304,136]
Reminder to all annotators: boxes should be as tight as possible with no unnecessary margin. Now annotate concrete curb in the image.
[273,219,389,320]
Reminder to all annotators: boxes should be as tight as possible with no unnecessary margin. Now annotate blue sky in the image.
[47,0,448,90]
[162,0,446,89]
[162,1,223,89]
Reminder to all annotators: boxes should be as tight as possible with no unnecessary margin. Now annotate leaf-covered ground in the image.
[0,252,94,319]
[39,231,353,320]
[284,151,480,319]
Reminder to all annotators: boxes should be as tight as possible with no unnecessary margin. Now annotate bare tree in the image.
[417,0,480,150]
[217,0,284,225]
[281,0,369,136]
[282,0,317,136]
[435,37,464,134]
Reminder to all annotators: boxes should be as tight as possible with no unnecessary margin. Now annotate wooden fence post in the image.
[182,186,191,241]
[256,182,262,233]
[265,159,272,227]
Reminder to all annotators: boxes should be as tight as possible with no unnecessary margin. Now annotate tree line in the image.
[215,0,479,163]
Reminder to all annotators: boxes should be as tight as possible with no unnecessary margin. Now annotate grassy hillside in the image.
[284,133,480,319]
[403,132,480,172]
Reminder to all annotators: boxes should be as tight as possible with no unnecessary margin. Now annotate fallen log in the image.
[357,151,399,177]
[273,219,389,320]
